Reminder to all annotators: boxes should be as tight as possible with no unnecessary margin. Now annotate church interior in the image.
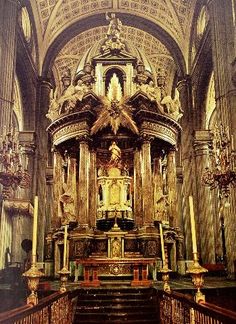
[0,0,236,323]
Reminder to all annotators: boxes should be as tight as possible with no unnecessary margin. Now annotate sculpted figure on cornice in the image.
[46,79,89,122]
[161,89,183,121]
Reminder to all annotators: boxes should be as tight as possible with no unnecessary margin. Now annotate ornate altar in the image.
[45,13,184,281]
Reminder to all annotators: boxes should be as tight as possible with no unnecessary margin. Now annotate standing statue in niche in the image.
[109,141,121,164]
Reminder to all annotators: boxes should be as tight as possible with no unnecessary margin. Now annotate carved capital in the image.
[3,198,33,216]
[140,134,155,144]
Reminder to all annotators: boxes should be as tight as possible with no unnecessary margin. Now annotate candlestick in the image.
[32,196,38,264]
[63,225,68,268]
[159,223,166,265]
[189,196,197,254]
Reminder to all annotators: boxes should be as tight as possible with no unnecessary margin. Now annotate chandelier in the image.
[0,129,30,199]
[202,124,236,198]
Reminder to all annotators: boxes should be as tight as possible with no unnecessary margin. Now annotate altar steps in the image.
[74,287,159,323]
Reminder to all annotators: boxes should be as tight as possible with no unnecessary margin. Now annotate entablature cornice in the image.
[135,110,182,146]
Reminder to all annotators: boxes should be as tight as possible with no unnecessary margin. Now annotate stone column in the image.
[141,137,154,227]
[36,80,52,261]
[78,137,89,227]
[133,147,143,227]
[207,0,236,276]
[194,131,216,263]
[177,76,195,260]
[166,148,178,227]
[89,149,97,228]
[0,0,18,131]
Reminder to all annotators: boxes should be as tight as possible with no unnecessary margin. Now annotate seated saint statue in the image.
[57,80,88,113]
[161,89,183,121]
[46,88,60,121]
[139,81,164,113]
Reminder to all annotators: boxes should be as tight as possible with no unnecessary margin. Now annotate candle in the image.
[159,223,166,266]
[63,225,68,268]
[32,196,38,264]
[189,196,197,254]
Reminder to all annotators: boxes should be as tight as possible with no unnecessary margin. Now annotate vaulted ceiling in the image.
[29,0,199,83]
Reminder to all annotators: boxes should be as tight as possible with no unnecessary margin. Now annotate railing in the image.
[0,290,78,324]
[158,290,236,324]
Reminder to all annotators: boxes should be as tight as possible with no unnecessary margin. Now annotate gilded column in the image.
[78,137,89,227]
[166,148,178,227]
[141,137,154,227]
[153,156,164,221]
[0,0,18,131]
[89,149,97,228]
[194,131,215,263]
[52,149,63,229]
[133,147,143,227]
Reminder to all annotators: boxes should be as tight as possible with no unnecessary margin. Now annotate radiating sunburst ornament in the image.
[91,73,138,135]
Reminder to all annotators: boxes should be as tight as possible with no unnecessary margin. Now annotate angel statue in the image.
[161,89,183,121]
[91,73,138,135]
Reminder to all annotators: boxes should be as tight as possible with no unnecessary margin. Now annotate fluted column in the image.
[78,138,89,227]
[0,0,19,131]
[141,137,154,226]
[194,131,216,263]
[134,147,143,227]
[167,148,178,227]
[89,149,97,228]
[207,0,236,276]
